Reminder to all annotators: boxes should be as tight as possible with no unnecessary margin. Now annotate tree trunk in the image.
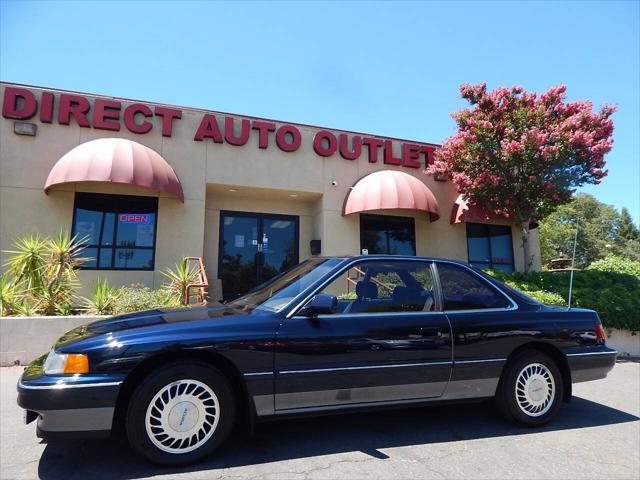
[521,221,532,273]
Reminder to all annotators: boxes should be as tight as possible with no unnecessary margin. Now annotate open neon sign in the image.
[119,213,151,224]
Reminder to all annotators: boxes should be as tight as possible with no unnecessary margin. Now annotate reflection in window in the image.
[466,223,514,272]
[438,263,510,310]
[318,261,436,314]
[72,193,158,270]
[360,214,416,256]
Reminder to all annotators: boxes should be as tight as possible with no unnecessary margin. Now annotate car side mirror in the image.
[298,293,337,317]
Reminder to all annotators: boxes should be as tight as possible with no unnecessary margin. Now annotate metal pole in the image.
[567,218,579,310]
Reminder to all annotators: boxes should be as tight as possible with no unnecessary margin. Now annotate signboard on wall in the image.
[2,86,438,170]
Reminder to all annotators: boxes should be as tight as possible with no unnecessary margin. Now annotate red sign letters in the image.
[2,86,436,168]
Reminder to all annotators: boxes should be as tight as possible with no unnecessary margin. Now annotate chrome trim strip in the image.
[302,311,444,319]
[273,396,435,415]
[262,378,500,416]
[565,350,618,357]
[18,380,122,390]
[243,371,275,377]
[455,358,507,364]
[279,360,452,375]
[275,381,448,411]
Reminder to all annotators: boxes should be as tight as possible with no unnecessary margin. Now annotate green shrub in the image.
[487,269,639,332]
[520,289,566,306]
[111,284,181,315]
[587,255,640,278]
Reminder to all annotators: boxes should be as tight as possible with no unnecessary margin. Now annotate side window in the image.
[437,263,510,311]
[318,261,436,314]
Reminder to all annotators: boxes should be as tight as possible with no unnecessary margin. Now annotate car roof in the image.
[319,255,471,267]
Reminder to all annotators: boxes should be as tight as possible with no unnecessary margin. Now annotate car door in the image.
[274,259,453,413]
[436,261,521,400]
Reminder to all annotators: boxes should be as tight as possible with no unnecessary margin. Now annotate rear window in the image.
[437,263,511,310]
[473,268,541,306]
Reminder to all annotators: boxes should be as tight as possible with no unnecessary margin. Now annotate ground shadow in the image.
[37,396,639,480]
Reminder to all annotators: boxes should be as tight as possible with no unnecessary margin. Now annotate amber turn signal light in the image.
[63,354,89,373]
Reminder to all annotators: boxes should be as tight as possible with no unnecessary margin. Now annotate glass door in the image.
[219,211,299,301]
[261,215,299,282]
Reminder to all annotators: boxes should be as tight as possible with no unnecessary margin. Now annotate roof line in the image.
[1,80,441,148]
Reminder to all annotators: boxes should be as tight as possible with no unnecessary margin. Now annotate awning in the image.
[44,138,184,202]
[451,194,538,229]
[343,170,440,222]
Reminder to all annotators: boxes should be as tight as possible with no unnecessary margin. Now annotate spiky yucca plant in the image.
[40,232,89,315]
[161,258,198,305]
[84,278,117,315]
[3,234,47,292]
[0,273,22,316]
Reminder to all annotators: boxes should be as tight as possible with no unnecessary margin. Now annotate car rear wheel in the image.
[126,361,235,465]
[496,350,563,426]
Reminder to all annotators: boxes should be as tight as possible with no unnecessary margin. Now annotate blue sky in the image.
[1,0,638,223]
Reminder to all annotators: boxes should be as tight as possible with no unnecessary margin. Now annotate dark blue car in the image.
[18,256,617,465]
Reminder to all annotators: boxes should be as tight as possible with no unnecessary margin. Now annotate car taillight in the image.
[595,323,607,342]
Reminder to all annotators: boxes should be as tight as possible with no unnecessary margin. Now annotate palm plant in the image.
[14,298,41,317]
[0,273,22,316]
[84,278,117,315]
[3,234,47,292]
[161,258,199,305]
[40,231,89,315]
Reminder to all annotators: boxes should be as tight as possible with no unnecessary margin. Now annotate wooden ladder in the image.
[184,256,209,305]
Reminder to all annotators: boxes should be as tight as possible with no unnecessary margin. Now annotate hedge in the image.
[488,266,640,332]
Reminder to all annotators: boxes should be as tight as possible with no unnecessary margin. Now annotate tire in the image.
[496,350,564,427]
[125,361,236,465]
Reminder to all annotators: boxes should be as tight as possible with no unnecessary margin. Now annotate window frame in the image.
[466,223,515,272]
[359,214,416,256]
[290,258,442,317]
[72,192,159,271]
[433,260,516,312]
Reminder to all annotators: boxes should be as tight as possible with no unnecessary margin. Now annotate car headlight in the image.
[43,349,89,374]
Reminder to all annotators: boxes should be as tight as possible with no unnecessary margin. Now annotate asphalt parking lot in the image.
[1,362,638,480]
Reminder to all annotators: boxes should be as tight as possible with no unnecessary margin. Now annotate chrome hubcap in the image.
[145,379,220,454]
[515,363,555,417]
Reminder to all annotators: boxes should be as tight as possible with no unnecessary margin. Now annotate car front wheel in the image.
[126,361,235,465]
[496,350,564,426]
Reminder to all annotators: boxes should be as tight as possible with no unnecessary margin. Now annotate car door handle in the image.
[420,327,442,337]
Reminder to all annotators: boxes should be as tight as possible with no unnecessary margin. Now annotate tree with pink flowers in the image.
[427,83,616,272]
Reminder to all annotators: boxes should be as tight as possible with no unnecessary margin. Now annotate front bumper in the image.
[565,346,618,383]
[17,363,125,440]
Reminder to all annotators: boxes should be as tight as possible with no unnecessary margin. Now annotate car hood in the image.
[53,305,249,348]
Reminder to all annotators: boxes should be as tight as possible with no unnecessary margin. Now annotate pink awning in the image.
[451,194,538,229]
[44,138,184,202]
[343,170,440,222]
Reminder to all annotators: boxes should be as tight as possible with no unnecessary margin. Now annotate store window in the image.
[360,214,416,256]
[466,223,514,272]
[72,193,158,270]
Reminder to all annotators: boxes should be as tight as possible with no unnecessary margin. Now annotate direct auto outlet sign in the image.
[2,86,437,169]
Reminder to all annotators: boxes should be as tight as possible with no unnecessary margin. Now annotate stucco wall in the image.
[0,82,542,301]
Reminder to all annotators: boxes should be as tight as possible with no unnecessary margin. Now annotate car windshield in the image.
[228,258,343,313]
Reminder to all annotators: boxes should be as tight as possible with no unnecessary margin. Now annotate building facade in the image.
[0,82,541,300]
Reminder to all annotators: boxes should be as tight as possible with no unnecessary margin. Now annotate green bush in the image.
[587,255,640,278]
[111,284,181,315]
[487,269,640,332]
[519,289,566,306]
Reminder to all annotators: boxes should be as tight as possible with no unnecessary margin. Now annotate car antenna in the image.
[567,217,579,310]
